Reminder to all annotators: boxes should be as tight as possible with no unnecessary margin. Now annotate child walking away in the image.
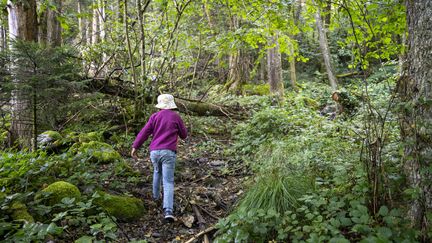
[131,94,188,222]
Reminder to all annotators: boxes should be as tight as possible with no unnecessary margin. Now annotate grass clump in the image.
[237,172,313,215]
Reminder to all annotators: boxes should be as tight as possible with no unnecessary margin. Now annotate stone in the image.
[94,191,144,221]
[42,181,81,205]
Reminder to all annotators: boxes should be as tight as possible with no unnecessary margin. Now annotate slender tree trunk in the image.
[313,0,338,91]
[7,0,38,149]
[124,0,139,119]
[267,33,284,98]
[0,25,6,51]
[46,0,62,46]
[136,0,149,86]
[398,1,432,240]
[77,0,86,43]
[288,41,297,91]
[91,1,100,45]
[259,54,266,83]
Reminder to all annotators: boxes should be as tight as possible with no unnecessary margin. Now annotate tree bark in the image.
[77,0,86,43]
[0,25,6,52]
[313,0,338,91]
[398,1,432,240]
[91,1,100,45]
[7,0,38,149]
[46,0,62,46]
[267,33,284,98]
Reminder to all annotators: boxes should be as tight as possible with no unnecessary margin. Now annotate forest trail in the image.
[116,132,246,242]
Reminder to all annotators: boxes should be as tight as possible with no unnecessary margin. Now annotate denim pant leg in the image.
[150,151,162,199]
[161,151,176,212]
[150,150,176,212]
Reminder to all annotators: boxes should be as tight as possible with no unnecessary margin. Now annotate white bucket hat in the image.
[155,94,178,109]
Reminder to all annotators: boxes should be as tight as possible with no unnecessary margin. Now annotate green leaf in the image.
[378,206,388,216]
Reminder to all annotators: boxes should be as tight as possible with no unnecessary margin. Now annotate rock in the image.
[71,141,122,164]
[94,191,145,221]
[42,181,81,205]
[210,160,225,166]
[10,202,34,223]
[182,215,195,228]
[37,130,63,149]
[78,132,104,143]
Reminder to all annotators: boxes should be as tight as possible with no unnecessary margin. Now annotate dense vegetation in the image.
[1,0,431,242]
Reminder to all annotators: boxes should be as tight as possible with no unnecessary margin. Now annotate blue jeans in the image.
[150,149,176,212]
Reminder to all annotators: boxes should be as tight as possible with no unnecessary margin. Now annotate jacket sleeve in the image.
[132,115,154,149]
[177,116,188,139]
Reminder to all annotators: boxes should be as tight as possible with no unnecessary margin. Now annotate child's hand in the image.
[131,148,138,160]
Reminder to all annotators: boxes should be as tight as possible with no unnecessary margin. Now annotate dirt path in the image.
[117,135,247,242]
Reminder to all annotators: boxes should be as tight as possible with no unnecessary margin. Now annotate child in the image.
[131,94,188,221]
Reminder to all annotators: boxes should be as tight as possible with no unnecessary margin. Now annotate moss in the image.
[94,191,144,221]
[80,141,122,163]
[78,132,104,143]
[241,84,270,96]
[43,131,62,140]
[42,181,81,205]
[38,130,63,149]
[10,202,34,223]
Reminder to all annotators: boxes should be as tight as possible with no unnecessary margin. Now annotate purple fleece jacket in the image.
[132,109,188,151]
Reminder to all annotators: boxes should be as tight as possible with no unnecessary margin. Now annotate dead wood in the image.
[82,77,246,117]
[192,204,210,243]
[184,226,216,243]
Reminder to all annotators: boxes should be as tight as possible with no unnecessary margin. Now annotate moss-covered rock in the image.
[94,191,144,221]
[78,132,104,143]
[73,141,122,164]
[37,130,63,149]
[241,84,270,96]
[42,181,81,205]
[10,202,34,223]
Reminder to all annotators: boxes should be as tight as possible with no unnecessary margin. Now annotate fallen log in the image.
[82,77,245,117]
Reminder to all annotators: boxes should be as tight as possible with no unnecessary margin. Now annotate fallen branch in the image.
[192,204,209,243]
[184,226,216,243]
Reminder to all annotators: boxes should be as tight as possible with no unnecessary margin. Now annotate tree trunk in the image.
[313,0,338,91]
[91,1,100,45]
[7,0,38,149]
[77,0,86,43]
[288,41,297,91]
[398,1,432,240]
[267,34,284,98]
[0,25,6,52]
[46,0,62,46]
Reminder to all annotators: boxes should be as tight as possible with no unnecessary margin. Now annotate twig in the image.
[184,226,216,243]
[197,204,220,221]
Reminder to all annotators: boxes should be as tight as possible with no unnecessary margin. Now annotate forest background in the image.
[0,0,431,242]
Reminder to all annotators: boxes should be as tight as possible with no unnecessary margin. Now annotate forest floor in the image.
[111,130,247,242]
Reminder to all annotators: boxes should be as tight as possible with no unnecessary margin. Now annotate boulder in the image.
[37,130,63,149]
[94,191,144,221]
[71,141,122,164]
[10,202,34,223]
[42,181,81,205]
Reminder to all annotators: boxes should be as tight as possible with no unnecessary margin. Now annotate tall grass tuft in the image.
[236,171,313,214]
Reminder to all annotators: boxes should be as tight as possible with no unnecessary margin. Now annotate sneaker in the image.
[164,210,175,222]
